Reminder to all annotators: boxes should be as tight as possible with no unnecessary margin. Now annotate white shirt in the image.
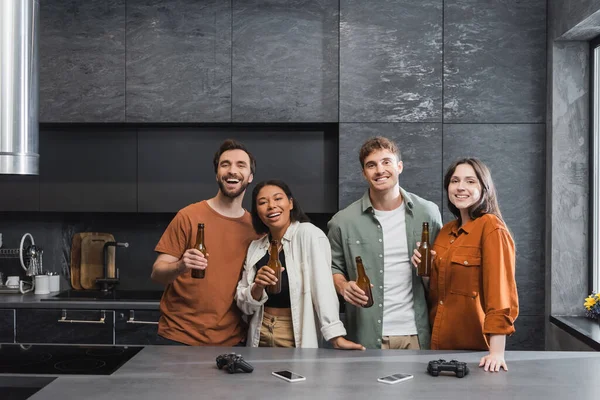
[236,222,346,348]
[373,203,418,336]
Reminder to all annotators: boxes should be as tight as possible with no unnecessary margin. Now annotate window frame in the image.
[590,36,600,294]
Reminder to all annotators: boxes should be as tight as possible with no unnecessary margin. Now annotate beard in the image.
[218,177,250,199]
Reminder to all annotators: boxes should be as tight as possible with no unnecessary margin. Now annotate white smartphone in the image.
[272,370,306,383]
[377,373,414,385]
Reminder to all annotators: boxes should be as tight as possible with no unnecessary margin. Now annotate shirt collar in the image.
[361,186,414,214]
[449,217,476,236]
[259,221,299,249]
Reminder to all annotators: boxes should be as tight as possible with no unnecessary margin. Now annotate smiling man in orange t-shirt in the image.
[151,139,259,346]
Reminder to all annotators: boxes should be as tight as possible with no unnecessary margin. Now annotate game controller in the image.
[427,359,469,378]
[216,353,254,374]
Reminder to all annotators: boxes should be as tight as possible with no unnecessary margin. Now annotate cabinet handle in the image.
[58,309,106,324]
[126,310,158,325]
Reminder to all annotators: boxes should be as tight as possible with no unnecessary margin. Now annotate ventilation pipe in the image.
[0,0,39,175]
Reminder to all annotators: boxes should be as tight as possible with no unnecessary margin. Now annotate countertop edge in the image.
[550,315,600,351]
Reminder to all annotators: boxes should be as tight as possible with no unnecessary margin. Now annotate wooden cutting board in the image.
[70,232,97,290]
[79,233,115,290]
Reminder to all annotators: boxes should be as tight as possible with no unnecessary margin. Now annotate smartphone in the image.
[272,370,306,383]
[377,373,414,385]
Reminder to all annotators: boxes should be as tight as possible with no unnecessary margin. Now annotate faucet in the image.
[96,242,129,292]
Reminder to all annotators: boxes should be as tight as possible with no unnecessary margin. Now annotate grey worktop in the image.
[21,346,600,399]
[0,292,160,310]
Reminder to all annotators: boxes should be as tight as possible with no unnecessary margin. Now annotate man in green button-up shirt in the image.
[328,137,442,349]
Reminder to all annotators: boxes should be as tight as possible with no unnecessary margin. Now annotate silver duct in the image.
[0,0,39,175]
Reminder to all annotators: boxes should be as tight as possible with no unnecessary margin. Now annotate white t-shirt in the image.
[373,203,418,336]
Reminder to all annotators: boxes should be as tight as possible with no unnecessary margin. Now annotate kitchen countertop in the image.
[17,346,600,400]
[0,292,161,310]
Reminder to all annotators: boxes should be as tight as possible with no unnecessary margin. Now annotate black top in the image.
[254,248,291,308]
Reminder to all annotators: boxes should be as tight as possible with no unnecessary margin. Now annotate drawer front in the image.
[0,309,15,343]
[115,309,161,345]
[16,309,114,344]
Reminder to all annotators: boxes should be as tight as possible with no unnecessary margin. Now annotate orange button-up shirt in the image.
[429,214,518,350]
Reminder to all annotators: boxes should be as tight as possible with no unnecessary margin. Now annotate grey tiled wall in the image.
[126,0,232,122]
[338,0,547,349]
[39,0,126,122]
[232,0,339,122]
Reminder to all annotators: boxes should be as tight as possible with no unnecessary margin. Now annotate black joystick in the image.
[216,353,254,374]
[427,359,469,378]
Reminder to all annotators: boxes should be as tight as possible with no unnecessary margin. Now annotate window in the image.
[592,37,600,293]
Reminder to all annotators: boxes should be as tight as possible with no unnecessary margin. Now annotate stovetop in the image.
[0,344,143,375]
[40,289,164,302]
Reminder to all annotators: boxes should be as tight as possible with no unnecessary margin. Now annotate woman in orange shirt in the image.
[412,158,518,372]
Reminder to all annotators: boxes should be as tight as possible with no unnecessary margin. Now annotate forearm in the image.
[151,259,184,285]
[333,274,348,296]
[250,283,264,301]
[488,334,506,355]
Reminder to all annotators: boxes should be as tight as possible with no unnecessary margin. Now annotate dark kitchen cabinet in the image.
[16,309,114,344]
[138,126,338,213]
[0,176,39,211]
[115,309,161,345]
[126,0,232,122]
[39,0,126,122]
[231,0,339,122]
[39,128,137,212]
[0,309,15,343]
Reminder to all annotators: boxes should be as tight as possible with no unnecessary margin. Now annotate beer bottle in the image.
[192,223,207,279]
[266,240,282,295]
[417,222,432,277]
[355,256,374,308]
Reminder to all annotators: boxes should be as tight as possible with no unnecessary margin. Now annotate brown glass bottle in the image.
[192,223,207,279]
[417,222,432,277]
[266,240,282,295]
[355,256,374,308]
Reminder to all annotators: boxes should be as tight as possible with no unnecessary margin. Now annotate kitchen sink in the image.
[40,289,164,302]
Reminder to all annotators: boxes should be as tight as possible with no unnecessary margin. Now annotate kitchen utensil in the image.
[34,275,49,295]
[6,276,20,288]
[70,233,90,289]
[19,279,33,294]
[48,273,60,292]
[79,233,115,290]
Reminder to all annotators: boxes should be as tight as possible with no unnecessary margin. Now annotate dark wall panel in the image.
[232,0,339,122]
[126,0,232,122]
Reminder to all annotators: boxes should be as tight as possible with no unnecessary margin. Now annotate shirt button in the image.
[379,304,382,307]
[377,338,381,342]
[379,286,383,289]
[439,301,443,305]
[377,225,381,229]
[356,240,360,244]
[379,239,382,242]
[378,320,381,324]
[380,270,383,273]
[379,254,383,258]
[463,261,469,265]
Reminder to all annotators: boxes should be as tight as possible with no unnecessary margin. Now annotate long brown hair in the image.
[443,157,504,225]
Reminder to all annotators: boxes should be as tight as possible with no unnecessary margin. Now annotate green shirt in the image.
[327,188,442,349]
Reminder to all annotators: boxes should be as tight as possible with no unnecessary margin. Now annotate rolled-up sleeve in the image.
[481,227,519,335]
[236,255,267,316]
[327,218,348,278]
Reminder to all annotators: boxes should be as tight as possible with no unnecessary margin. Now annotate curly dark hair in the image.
[251,180,310,235]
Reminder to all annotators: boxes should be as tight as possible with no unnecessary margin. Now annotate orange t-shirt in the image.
[429,214,519,350]
[155,201,257,346]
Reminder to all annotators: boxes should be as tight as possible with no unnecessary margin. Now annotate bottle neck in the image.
[356,262,366,278]
[269,242,279,261]
[421,229,429,243]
